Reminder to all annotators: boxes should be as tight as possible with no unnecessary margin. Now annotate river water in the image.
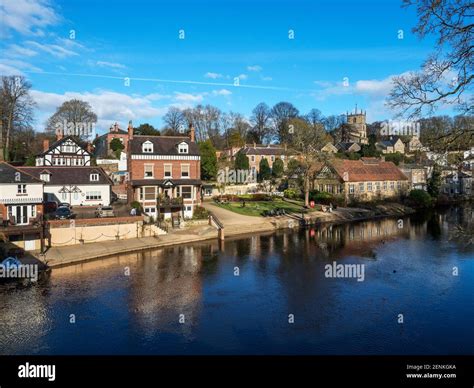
[0,206,473,355]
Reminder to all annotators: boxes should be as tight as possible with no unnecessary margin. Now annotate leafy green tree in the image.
[360,134,379,157]
[110,138,124,159]
[272,158,284,178]
[199,140,218,181]
[234,150,249,170]
[258,157,272,181]
[427,165,442,198]
[384,152,404,166]
[408,189,433,208]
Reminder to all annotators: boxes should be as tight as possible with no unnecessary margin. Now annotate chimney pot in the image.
[189,124,195,143]
[43,139,50,152]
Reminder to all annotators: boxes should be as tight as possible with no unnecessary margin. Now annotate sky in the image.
[0,0,444,136]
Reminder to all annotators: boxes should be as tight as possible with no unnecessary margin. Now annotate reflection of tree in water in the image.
[448,204,473,247]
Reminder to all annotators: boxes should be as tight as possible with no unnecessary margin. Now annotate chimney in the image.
[86,142,93,154]
[43,139,50,152]
[253,142,256,149]
[189,124,195,143]
[128,120,133,140]
[56,129,63,141]
[114,122,119,132]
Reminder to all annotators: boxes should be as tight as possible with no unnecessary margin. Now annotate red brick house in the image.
[94,122,130,157]
[127,126,201,220]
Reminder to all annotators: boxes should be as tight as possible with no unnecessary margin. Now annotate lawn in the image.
[214,198,311,217]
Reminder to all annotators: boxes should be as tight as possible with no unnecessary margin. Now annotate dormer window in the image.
[178,142,188,154]
[40,173,50,182]
[90,173,99,182]
[142,141,153,153]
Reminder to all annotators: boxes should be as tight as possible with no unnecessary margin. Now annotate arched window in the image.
[142,141,153,153]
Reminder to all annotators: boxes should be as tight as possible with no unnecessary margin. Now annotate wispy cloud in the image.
[204,72,223,79]
[95,61,127,69]
[5,44,38,57]
[0,0,60,37]
[247,65,262,72]
[26,41,79,58]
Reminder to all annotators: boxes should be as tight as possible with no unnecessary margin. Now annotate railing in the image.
[158,197,184,207]
[208,210,225,240]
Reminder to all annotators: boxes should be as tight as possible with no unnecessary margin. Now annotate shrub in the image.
[407,189,433,208]
[250,193,272,201]
[130,201,142,210]
[193,206,209,219]
[283,188,299,199]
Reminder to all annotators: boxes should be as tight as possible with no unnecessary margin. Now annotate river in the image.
[0,205,473,355]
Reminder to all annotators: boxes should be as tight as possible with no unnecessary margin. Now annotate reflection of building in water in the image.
[126,244,205,338]
[311,218,411,257]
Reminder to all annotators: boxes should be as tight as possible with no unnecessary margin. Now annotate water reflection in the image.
[0,205,472,355]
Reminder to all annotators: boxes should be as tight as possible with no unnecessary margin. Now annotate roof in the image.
[130,179,202,186]
[240,145,285,156]
[0,162,44,184]
[17,166,113,185]
[36,136,91,157]
[96,129,128,138]
[336,142,360,151]
[130,136,200,156]
[318,159,408,182]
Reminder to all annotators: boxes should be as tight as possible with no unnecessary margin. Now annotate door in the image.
[15,205,28,225]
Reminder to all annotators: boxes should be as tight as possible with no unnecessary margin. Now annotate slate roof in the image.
[239,145,285,156]
[17,166,113,185]
[336,142,360,152]
[0,162,43,184]
[130,136,200,156]
[316,159,408,182]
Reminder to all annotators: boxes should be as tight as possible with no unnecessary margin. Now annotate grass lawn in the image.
[214,198,311,217]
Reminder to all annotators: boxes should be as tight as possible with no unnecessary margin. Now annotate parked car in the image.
[53,207,75,220]
[58,202,72,209]
[44,201,58,213]
[95,206,115,218]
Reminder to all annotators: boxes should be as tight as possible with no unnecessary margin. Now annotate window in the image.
[375,182,381,191]
[144,187,156,200]
[61,192,67,201]
[178,142,188,154]
[367,182,373,192]
[31,205,36,218]
[164,164,172,178]
[180,186,192,199]
[144,207,156,214]
[349,184,355,194]
[390,181,395,190]
[86,191,102,200]
[181,164,190,178]
[397,181,402,189]
[40,173,50,182]
[17,185,26,194]
[144,164,154,178]
[251,155,255,162]
[271,156,275,162]
[90,173,99,182]
[142,141,153,153]
[359,183,364,192]
[383,181,388,191]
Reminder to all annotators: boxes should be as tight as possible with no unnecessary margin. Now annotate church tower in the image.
[346,105,368,144]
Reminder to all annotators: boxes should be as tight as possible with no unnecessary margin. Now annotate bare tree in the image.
[388,0,473,123]
[271,102,299,143]
[0,76,35,161]
[249,102,272,144]
[46,99,97,141]
[288,118,327,207]
[163,107,186,134]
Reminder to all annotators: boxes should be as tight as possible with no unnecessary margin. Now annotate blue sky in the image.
[0,0,441,135]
